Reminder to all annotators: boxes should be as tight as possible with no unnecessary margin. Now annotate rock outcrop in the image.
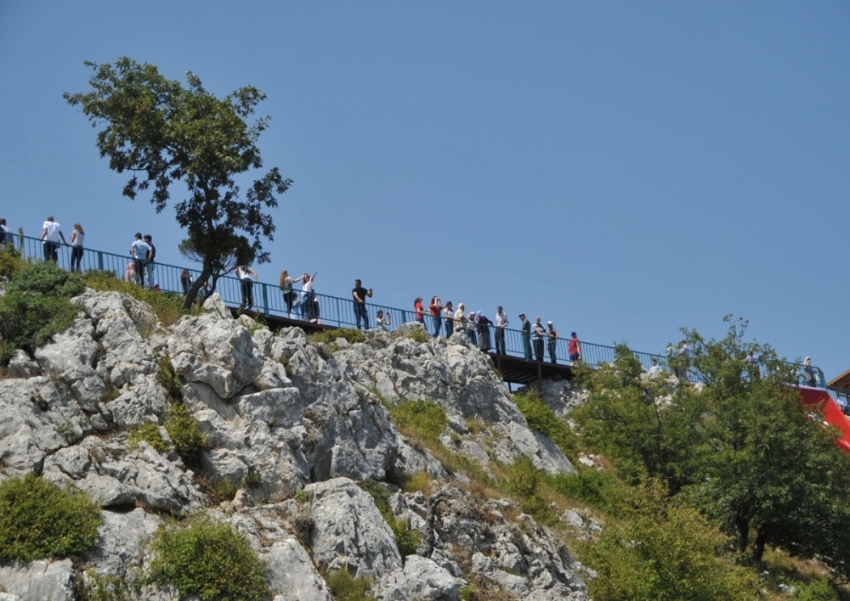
[0,291,590,600]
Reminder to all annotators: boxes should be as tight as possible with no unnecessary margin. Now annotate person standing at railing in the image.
[532,317,546,362]
[279,270,305,318]
[519,314,532,361]
[352,279,373,330]
[745,350,760,380]
[649,358,663,376]
[40,216,67,262]
[666,342,675,373]
[476,311,492,352]
[443,301,454,337]
[129,232,151,287]
[429,296,443,337]
[677,340,690,382]
[69,224,85,272]
[414,297,426,328]
[180,269,194,295]
[547,321,559,364]
[466,311,478,346]
[0,218,13,252]
[568,332,581,366]
[803,357,817,388]
[494,307,508,355]
[298,272,318,320]
[235,265,258,311]
[143,235,157,289]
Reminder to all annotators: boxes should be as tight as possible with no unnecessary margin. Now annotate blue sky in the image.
[1,1,848,378]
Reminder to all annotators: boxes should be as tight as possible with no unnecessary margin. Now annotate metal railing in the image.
[9,234,831,385]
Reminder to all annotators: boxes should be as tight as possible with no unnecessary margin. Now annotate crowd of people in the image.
[2,216,825,378]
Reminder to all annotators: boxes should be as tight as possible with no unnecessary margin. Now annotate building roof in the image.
[828,368,850,389]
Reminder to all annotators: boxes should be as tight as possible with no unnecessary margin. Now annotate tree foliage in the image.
[574,317,850,576]
[65,57,291,308]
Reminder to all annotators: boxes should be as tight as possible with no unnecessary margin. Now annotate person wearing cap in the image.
[40,216,67,262]
[519,314,531,361]
[546,321,559,364]
[494,306,508,355]
[568,332,581,366]
[467,311,478,346]
[532,317,546,362]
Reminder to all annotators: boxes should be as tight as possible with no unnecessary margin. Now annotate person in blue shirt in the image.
[129,233,151,287]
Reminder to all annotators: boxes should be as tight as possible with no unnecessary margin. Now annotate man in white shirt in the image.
[40,216,67,262]
[648,359,662,376]
[494,306,509,355]
[129,233,152,287]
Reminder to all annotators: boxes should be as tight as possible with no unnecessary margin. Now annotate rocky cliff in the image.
[0,290,591,601]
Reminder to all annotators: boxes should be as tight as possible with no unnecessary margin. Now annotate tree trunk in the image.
[734,517,749,554]
[182,260,214,310]
[753,530,766,563]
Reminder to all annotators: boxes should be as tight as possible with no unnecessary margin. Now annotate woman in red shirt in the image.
[414,297,426,327]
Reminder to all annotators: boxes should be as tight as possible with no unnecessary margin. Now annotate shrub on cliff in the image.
[146,515,269,601]
[0,474,102,561]
[0,261,84,363]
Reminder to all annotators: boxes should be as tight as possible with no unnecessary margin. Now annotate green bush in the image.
[0,474,102,561]
[0,251,25,279]
[0,261,85,363]
[796,579,839,601]
[388,400,448,446]
[146,515,269,601]
[402,327,430,344]
[325,570,373,601]
[128,422,169,454]
[157,356,183,402]
[164,401,208,464]
[79,572,130,601]
[551,469,625,514]
[513,390,577,458]
[308,327,365,346]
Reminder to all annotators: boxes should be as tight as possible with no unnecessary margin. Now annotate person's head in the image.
[143,234,152,243]
[535,316,541,323]
[181,269,189,276]
[377,310,384,318]
[415,296,422,304]
[680,340,686,346]
[355,279,361,287]
[571,332,577,338]
[303,273,310,282]
[431,296,439,304]
[458,303,464,311]
[805,356,811,365]
[547,321,554,329]
[468,312,475,319]
[446,301,453,310]
[135,232,142,240]
[652,359,658,365]
[0,218,6,226]
[497,306,503,313]
[74,222,82,231]
[281,270,289,278]
[667,342,672,347]
[519,313,526,320]
[47,216,54,222]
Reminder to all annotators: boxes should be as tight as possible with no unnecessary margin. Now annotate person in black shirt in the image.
[352,279,373,330]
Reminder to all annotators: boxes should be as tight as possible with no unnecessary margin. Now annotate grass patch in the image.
[0,474,102,561]
[400,327,430,344]
[145,514,269,601]
[513,390,577,459]
[308,327,365,346]
[79,572,130,601]
[0,261,85,364]
[387,399,448,446]
[128,422,169,454]
[325,569,373,601]
[0,250,25,280]
[401,471,432,495]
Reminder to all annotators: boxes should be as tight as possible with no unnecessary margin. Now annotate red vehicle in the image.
[796,385,850,453]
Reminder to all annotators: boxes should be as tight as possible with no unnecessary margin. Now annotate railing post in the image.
[402,310,408,323]
[261,283,269,317]
[97,252,104,271]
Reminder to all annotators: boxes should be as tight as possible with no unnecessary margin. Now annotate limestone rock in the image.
[263,537,332,601]
[375,555,460,601]
[306,477,402,577]
[0,559,74,601]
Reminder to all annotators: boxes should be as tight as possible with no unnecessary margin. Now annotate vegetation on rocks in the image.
[128,422,170,454]
[308,327,365,346]
[513,389,578,459]
[157,356,208,463]
[325,569,373,601]
[0,261,85,363]
[82,270,192,326]
[361,478,422,557]
[0,474,102,561]
[145,515,269,601]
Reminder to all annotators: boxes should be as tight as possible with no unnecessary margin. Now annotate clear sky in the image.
[1,1,848,378]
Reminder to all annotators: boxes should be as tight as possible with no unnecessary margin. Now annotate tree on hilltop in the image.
[574,317,850,576]
[64,57,291,308]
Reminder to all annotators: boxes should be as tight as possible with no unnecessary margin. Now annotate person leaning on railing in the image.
[279,270,305,318]
[0,218,14,252]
